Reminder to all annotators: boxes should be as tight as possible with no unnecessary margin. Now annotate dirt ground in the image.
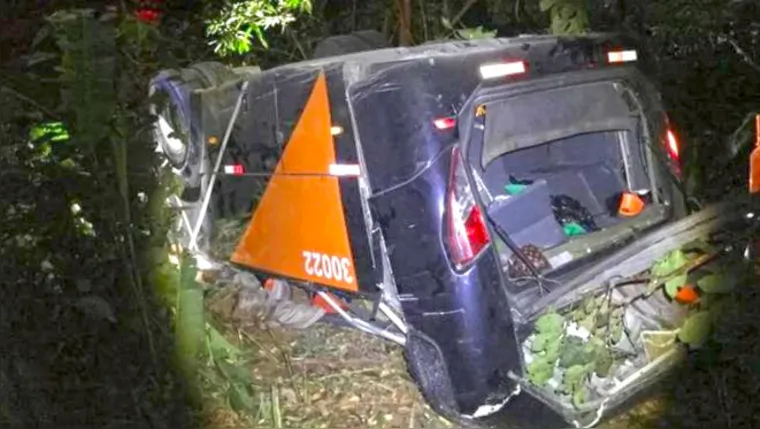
[200,317,674,429]
[202,321,446,429]
[194,249,760,429]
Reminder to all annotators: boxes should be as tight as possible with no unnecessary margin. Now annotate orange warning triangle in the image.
[231,73,358,292]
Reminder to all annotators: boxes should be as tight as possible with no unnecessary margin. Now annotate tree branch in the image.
[0,84,60,120]
[726,37,760,74]
[450,0,479,28]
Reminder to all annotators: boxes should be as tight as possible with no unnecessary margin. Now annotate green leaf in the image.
[572,387,588,408]
[563,364,590,391]
[228,382,255,413]
[545,338,562,363]
[559,336,593,368]
[569,306,586,323]
[539,0,561,12]
[535,311,564,334]
[698,293,715,309]
[207,326,243,361]
[455,27,497,40]
[527,357,555,386]
[217,359,253,386]
[579,315,595,333]
[176,255,205,375]
[651,249,688,277]
[609,313,624,344]
[665,274,688,298]
[678,311,714,347]
[594,348,613,377]
[697,272,737,294]
[531,332,554,353]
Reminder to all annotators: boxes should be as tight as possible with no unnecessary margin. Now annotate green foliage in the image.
[527,355,555,386]
[594,346,613,377]
[651,249,689,277]
[0,5,196,427]
[47,9,117,151]
[648,249,690,294]
[697,271,737,294]
[535,310,565,334]
[544,336,563,363]
[558,336,588,367]
[527,310,565,386]
[665,274,688,298]
[204,322,258,416]
[562,364,592,407]
[678,310,714,347]
[453,26,497,40]
[205,0,312,57]
[531,330,555,353]
[527,291,627,407]
[540,0,589,35]
[527,299,620,402]
[29,121,69,142]
[176,254,206,377]
[609,308,624,344]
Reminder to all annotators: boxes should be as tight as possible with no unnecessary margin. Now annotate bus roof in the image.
[261,32,637,85]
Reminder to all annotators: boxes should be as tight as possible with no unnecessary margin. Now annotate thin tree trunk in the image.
[397,0,413,46]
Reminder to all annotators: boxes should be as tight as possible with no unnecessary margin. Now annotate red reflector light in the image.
[434,117,457,130]
[446,147,490,268]
[224,164,245,175]
[666,129,680,160]
[664,127,681,178]
[464,204,489,250]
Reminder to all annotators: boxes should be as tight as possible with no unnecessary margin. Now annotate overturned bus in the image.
[150,33,748,428]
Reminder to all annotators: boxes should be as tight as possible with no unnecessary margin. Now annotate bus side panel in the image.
[324,67,377,293]
[208,66,373,293]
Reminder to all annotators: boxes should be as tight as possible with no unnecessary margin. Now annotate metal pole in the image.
[188,80,250,251]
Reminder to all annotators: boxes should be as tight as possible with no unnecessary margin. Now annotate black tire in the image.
[151,68,193,169]
[150,62,236,189]
[403,330,482,429]
[312,30,389,59]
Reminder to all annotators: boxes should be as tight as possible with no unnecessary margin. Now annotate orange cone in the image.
[618,191,645,217]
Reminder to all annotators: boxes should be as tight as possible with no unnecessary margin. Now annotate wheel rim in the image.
[157,114,186,162]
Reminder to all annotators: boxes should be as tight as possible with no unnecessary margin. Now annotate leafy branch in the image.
[204,0,312,57]
[540,0,589,35]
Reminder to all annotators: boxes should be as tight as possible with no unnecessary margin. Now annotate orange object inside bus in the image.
[618,190,645,217]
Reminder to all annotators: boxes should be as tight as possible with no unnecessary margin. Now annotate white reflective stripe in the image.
[224,165,236,174]
[608,50,638,63]
[465,384,522,419]
[329,163,361,177]
[479,61,526,79]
